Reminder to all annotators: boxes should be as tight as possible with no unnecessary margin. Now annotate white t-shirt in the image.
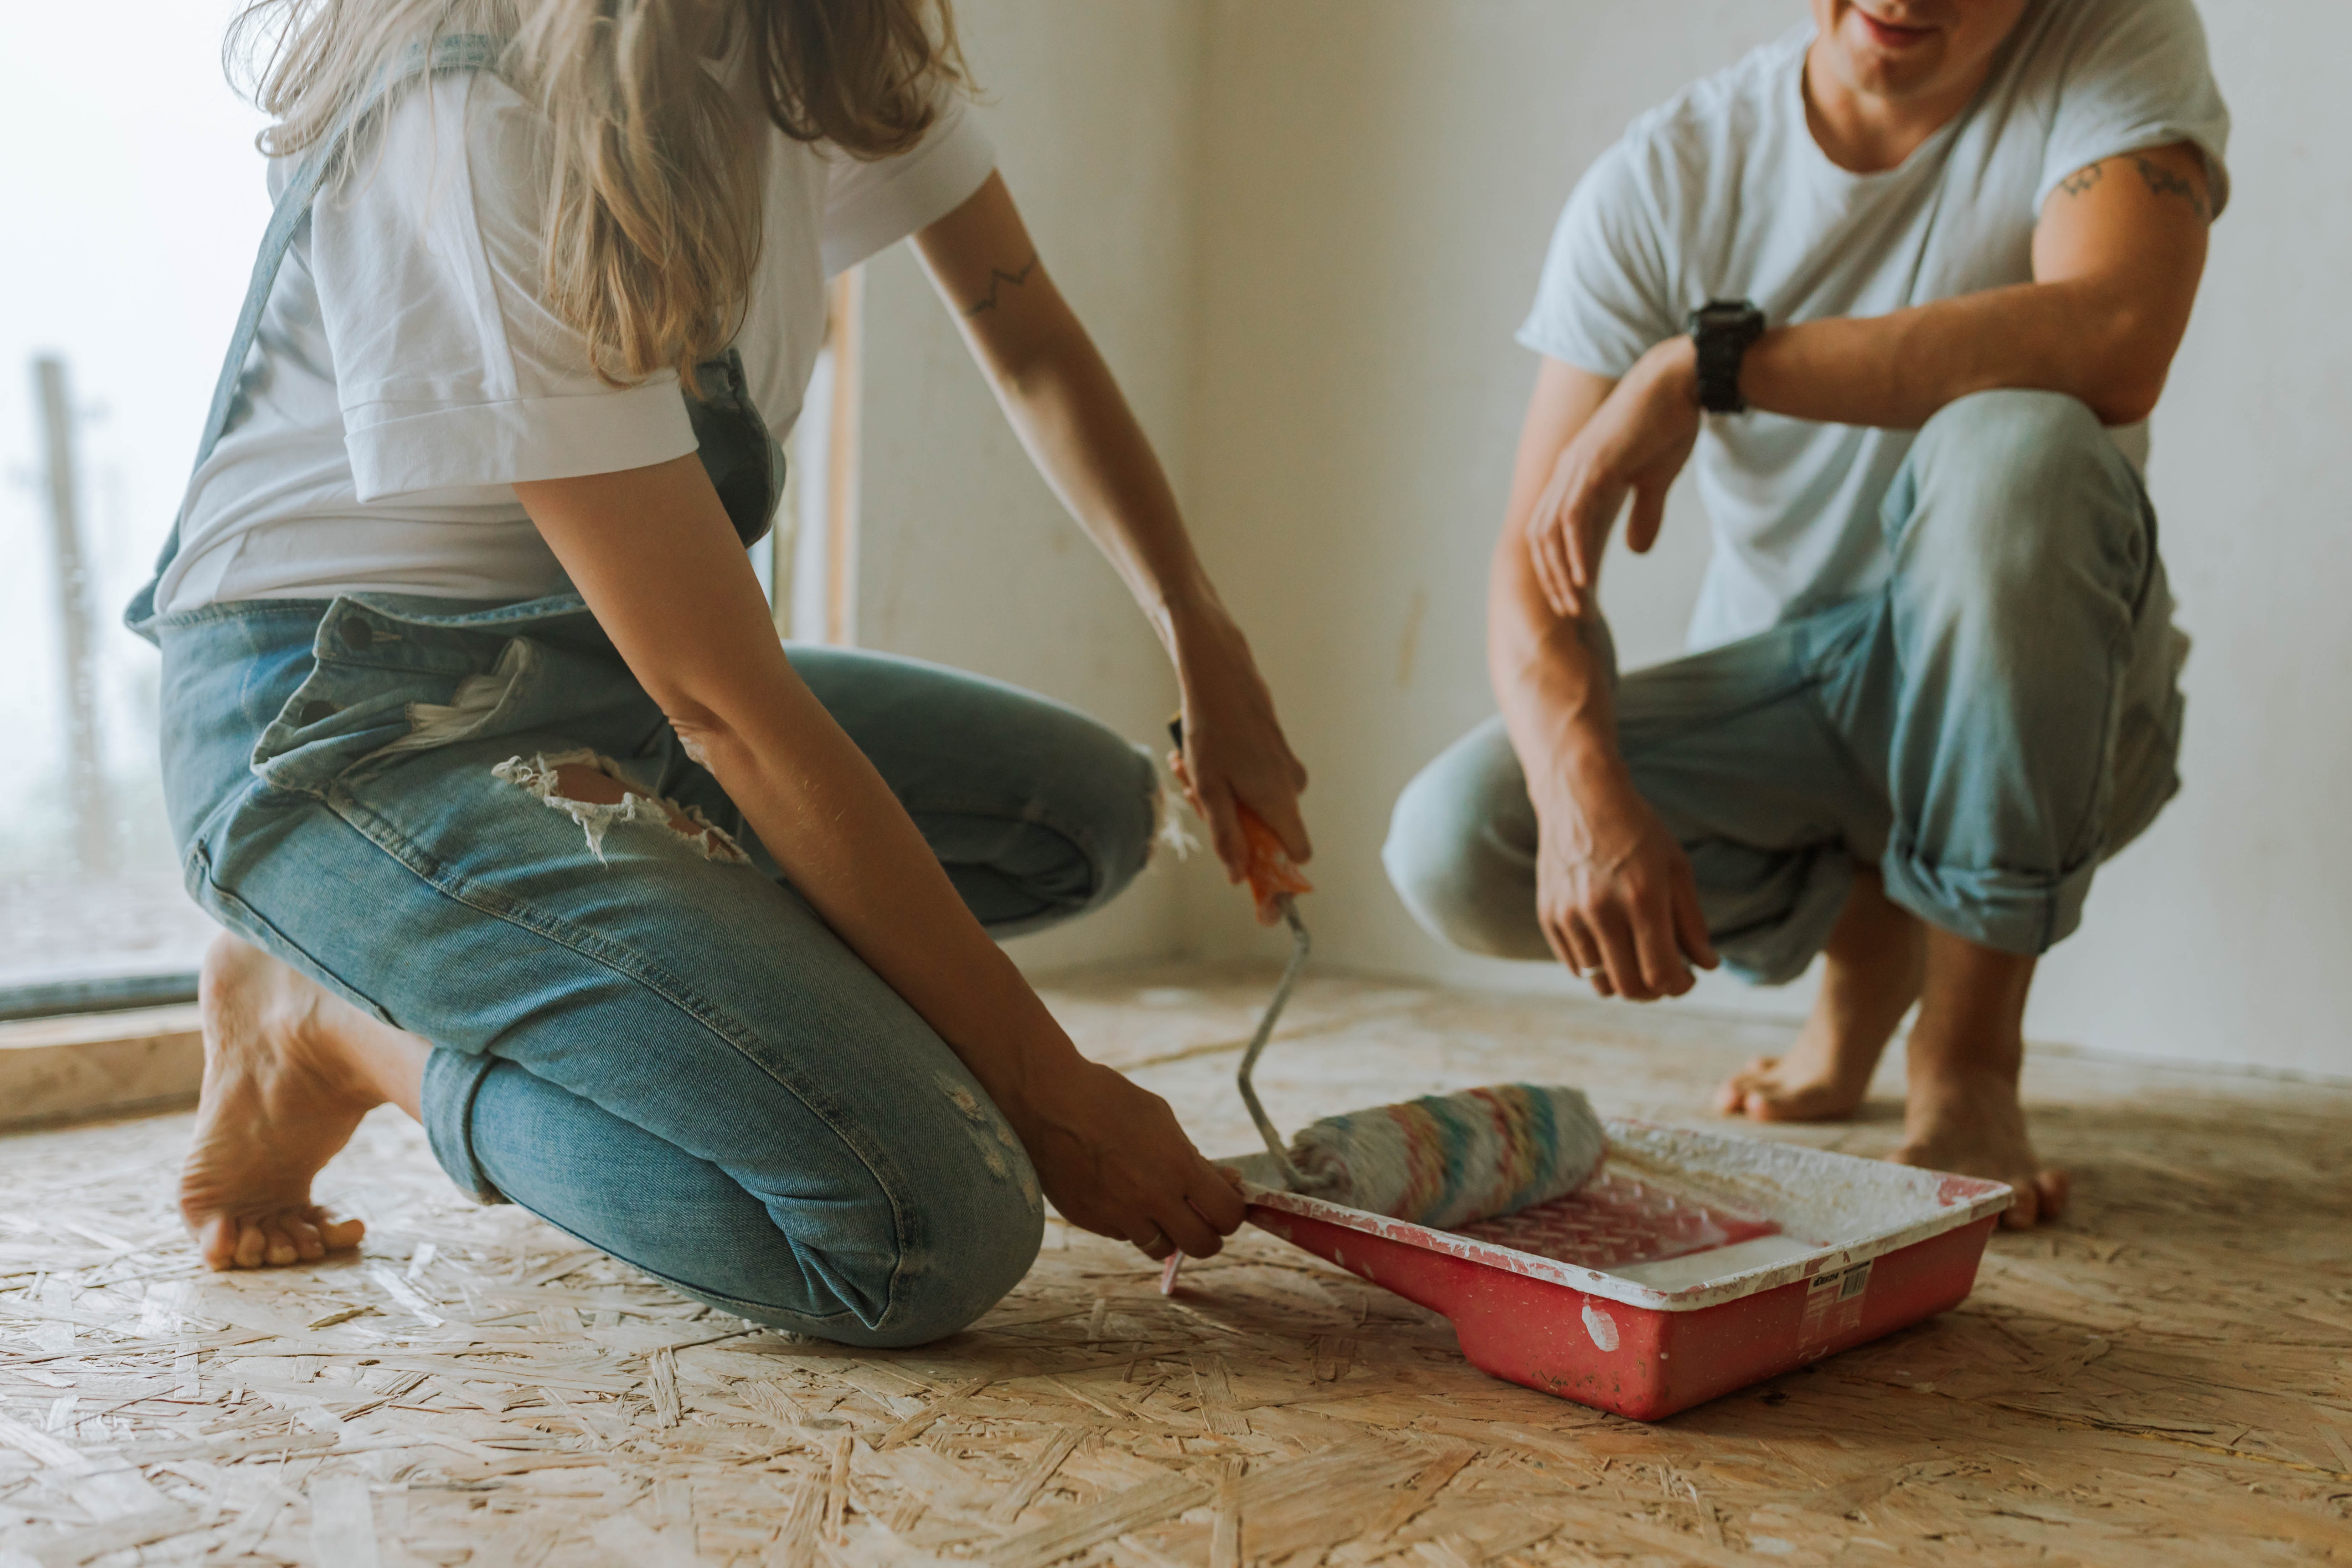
[1518,0,2230,653]
[155,65,994,615]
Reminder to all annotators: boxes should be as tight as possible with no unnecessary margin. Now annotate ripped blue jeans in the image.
[157,593,1159,1346]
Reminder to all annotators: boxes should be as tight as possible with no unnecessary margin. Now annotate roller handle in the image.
[1168,717,1312,1189]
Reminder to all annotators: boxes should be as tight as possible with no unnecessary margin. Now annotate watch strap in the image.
[1688,299,1765,415]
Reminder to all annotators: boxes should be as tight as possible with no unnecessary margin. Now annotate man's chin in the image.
[1831,41,1953,102]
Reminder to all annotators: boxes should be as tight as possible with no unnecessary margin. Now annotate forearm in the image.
[1488,538,1628,813]
[686,685,1085,1117]
[1740,276,2170,429]
[516,458,1083,1128]
[967,305,1216,645]
[1741,143,2211,430]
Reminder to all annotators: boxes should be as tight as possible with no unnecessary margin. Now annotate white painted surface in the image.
[853,0,1220,971]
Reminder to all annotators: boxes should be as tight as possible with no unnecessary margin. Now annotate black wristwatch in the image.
[1688,299,1766,414]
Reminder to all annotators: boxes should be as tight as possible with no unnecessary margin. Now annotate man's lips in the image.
[1853,9,1938,47]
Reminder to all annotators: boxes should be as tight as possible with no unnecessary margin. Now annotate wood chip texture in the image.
[0,967,2346,1565]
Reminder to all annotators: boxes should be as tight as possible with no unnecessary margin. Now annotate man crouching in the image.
[1384,0,2229,1225]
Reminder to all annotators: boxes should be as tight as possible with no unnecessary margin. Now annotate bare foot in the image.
[1894,1066,2069,1228]
[1718,869,1922,1123]
[1715,1025,1882,1123]
[181,934,382,1269]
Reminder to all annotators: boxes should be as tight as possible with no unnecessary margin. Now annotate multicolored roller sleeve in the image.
[1286,1084,1608,1229]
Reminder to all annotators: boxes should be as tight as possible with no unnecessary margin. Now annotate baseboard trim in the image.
[0,1005,203,1131]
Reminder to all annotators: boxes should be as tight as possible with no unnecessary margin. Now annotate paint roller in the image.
[1165,719,1606,1236]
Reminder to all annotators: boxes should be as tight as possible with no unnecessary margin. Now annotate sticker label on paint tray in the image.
[1797,1259,1872,1357]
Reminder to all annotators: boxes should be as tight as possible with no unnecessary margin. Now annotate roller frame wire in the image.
[1237,894,1313,1190]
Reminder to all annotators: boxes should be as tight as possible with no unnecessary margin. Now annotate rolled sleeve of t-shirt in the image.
[820,94,997,278]
[2037,0,2232,218]
[319,74,699,503]
[1517,140,1680,379]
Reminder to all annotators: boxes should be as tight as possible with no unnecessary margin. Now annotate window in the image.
[0,14,863,1019]
[0,7,265,1015]
[763,270,865,648]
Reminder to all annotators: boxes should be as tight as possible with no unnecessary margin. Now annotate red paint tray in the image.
[1216,1120,2010,1421]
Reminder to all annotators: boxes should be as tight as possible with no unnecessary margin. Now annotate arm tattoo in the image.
[2058,153,2210,222]
[964,252,1040,317]
[2129,153,2211,221]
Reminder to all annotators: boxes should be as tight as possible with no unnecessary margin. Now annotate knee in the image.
[851,1068,1044,1346]
[1382,731,1539,959]
[1038,720,1161,917]
[717,1141,1043,1351]
[1897,390,2147,626]
[854,1175,1043,1348]
[1088,733,1163,904]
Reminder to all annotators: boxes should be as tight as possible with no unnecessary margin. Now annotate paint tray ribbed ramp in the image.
[1214,1118,2012,1421]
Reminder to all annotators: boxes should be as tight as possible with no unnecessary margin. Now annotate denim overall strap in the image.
[127,35,510,640]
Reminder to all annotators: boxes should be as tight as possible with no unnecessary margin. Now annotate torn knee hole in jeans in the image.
[935,1071,1042,1214]
[491,749,751,866]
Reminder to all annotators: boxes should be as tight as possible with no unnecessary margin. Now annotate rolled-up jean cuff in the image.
[422,1048,509,1204]
[1880,844,2094,956]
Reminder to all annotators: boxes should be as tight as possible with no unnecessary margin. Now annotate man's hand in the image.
[1525,337,1702,618]
[1535,770,1717,1001]
[1492,356,1716,1001]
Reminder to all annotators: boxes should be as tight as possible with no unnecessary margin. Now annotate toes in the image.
[195,1217,239,1272]
[260,1219,301,1267]
[232,1221,269,1269]
[1995,1171,2068,1228]
[1716,1059,1778,1116]
[283,1214,327,1261]
[318,1216,367,1253]
[2034,1169,2070,1220]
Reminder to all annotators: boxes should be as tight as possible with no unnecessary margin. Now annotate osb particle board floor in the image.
[2,967,2349,1567]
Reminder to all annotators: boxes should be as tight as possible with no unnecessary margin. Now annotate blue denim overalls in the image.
[133,36,1156,1345]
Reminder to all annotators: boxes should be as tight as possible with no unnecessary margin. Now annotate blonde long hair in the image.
[231,0,966,384]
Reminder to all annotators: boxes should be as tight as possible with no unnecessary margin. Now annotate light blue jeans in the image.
[1386,391,2187,984]
[157,593,1158,1345]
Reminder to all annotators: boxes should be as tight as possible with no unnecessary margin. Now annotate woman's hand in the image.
[1005,1059,1248,1260]
[1169,595,1311,913]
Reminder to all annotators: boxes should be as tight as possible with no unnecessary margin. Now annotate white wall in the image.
[2026,1,2352,1076]
[853,2,2350,1076]
[1172,1,2352,1077]
[855,0,1219,972]
[1181,0,1792,980]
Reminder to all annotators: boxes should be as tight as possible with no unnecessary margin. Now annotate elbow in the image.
[2080,315,2177,426]
[655,695,748,776]
[2085,374,2165,427]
